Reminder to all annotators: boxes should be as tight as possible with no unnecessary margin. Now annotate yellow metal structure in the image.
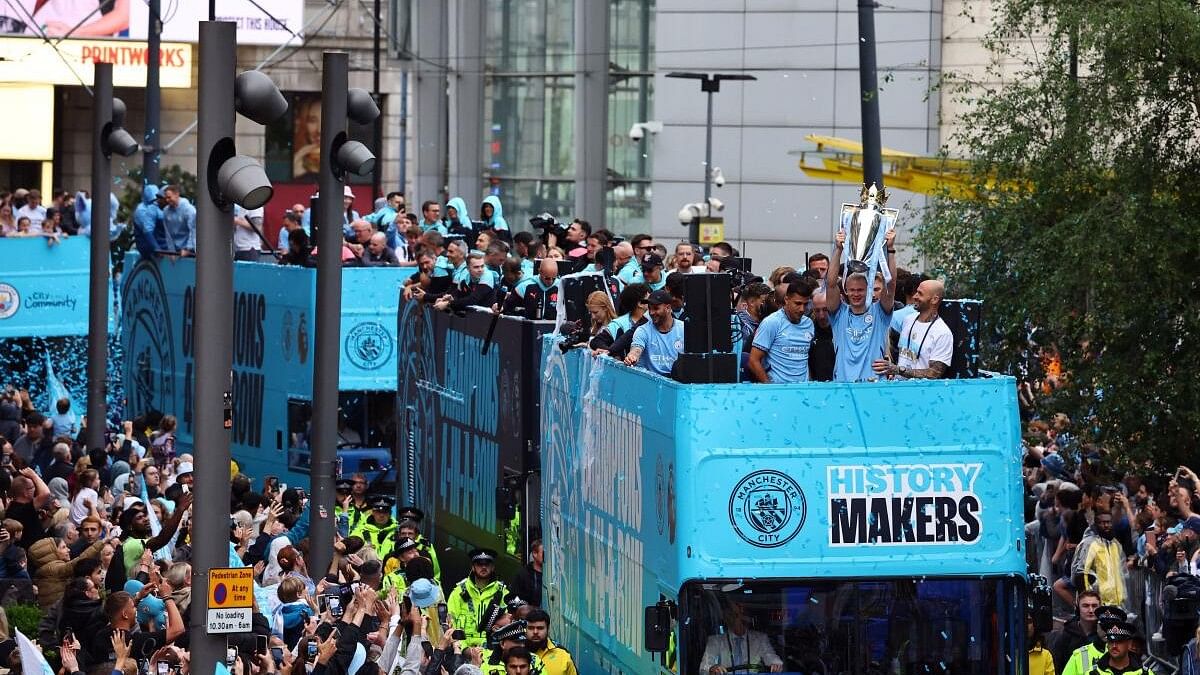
[797,134,988,199]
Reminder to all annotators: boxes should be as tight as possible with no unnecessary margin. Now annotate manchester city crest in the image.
[728,470,806,548]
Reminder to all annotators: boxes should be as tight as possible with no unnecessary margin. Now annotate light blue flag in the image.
[43,355,82,421]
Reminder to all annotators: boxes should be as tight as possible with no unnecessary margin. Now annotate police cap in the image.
[491,620,528,644]
[368,494,395,511]
[397,506,425,522]
[469,547,498,564]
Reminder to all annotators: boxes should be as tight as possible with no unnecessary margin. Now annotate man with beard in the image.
[524,608,576,675]
[1077,511,1127,608]
[111,492,191,593]
[449,548,510,648]
[873,278,952,380]
[1061,605,1128,675]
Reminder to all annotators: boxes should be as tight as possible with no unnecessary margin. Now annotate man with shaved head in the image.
[873,278,953,380]
[613,241,643,288]
[362,231,400,267]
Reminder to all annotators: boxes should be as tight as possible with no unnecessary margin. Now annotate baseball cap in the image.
[646,289,673,306]
[640,253,664,270]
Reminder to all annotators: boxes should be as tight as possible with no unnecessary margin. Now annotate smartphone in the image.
[270,648,283,665]
[420,641,434,659]
[63,629,74,645]
[436,602,448,629]
[225,647,238,667]
[156,662,169,675]
[181,484,190,494]
[280,482,289,493]
[264,476,278,492]
[1,454,11,466]
[255,635,268,656]
[297,488,307,502]
[306,641,319,659]
[451,629,466,641]
[327,595,343,618]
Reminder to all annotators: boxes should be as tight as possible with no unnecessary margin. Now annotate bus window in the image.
[286,399,312,473]
[680,577,1021,675]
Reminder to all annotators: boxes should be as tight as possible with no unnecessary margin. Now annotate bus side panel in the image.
[225,261,316,487]
[675,378,1024,580]
[338,267,414,392]
[0,237,94,339]
[397,301,551,585]
[542,345,679,675]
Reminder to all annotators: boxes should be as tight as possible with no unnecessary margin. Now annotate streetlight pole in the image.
[191,22,238,675]
[857,0,883,190]
[192,21,287,675]
[143,0,161,185]
[309,55,379,579]
[666,71,755,244]
[88,63,138,453]
[87,64,114,454]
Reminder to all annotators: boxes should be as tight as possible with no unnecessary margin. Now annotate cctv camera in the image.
[712,167,726,188]
[707,197,725,212]
[678,204,700,225]
[629,124,645,142]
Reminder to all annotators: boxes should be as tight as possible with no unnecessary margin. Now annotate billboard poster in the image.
[0,1,304,45]
[263,92,379,185]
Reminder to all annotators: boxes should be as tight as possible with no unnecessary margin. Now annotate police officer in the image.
[351,494,398,560]
[1087,622,1154,675]
[1061,605,1127,675]
[448,547,511,648]
[483,621,544,675]
[333,479,355,536]
[338,474,372,534]
[502,259,559,320]
[382,536,421,593]
[397,507,442,585]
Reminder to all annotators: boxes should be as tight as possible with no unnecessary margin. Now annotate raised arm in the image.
[826,229,845,315]
[879,228,897,313]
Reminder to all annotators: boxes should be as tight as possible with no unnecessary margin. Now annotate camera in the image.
[529,213,566,243]
[558,320,590,353]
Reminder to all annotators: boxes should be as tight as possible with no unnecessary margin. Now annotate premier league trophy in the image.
[839,183,899,283]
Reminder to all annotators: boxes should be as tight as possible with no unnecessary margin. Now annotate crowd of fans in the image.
[1022,405,1200,674]
[0,387,576,675]
[0,188,121,244]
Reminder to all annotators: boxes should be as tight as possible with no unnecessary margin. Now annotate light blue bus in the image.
[120,254,413,486]
[540,343,1026,674]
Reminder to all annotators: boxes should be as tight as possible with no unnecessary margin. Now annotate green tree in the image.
[917,0,1200,468]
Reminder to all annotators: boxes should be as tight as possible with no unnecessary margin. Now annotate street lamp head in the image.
[217,154,274,209]
[234,70,289,125]
[105,127,140,157]
[347,88,381,126]
[335,140,376,177]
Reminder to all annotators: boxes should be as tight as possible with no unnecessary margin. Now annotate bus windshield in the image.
[679,577,1023,675]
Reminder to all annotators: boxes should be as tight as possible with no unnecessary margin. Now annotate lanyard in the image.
[904,315,941,361]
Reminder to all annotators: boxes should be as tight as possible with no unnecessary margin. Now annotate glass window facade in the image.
[482,0,654,234]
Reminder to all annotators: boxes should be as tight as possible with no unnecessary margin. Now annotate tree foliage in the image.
[917,0,1200,468]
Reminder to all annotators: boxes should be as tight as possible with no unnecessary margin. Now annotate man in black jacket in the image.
[511,539,544,607]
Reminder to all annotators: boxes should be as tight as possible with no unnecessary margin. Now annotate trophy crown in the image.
[858,182,889,208]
